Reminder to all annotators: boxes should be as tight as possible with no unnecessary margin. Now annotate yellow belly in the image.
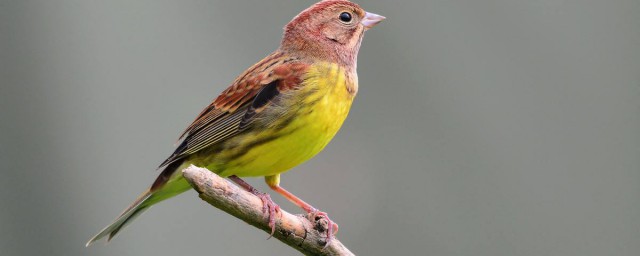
[212,63,355,177]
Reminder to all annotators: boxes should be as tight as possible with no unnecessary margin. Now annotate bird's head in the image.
[280,0,385,67]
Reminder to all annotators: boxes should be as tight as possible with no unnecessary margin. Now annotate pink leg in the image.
[265,175,338,246]
[229,175,280,236]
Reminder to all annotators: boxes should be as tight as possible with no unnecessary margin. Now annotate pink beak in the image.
[361,12,386,30]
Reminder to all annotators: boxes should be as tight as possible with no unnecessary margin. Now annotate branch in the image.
[182,165,355,256]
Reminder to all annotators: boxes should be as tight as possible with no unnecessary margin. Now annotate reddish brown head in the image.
[280,0,385,67]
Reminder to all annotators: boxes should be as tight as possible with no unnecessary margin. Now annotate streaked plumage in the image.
[87,0,384,247]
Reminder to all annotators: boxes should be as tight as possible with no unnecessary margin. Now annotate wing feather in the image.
[159,52,309,168]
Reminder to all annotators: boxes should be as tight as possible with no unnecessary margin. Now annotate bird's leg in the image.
[265,175,338,247]
[228,175,280,236]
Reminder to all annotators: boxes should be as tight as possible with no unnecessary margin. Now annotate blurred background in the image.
[1,0,639,255]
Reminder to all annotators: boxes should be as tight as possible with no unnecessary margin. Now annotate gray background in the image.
[1,0,639,255]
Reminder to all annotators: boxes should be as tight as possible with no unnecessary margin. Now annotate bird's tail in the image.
[86,160,190,246]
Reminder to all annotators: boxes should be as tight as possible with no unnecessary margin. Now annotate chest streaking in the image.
[211,62,356,177]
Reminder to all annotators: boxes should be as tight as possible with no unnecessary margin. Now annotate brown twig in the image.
[182,165,355,256]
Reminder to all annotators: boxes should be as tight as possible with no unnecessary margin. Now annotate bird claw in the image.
[308,209,339,247]
[255,192,281,237]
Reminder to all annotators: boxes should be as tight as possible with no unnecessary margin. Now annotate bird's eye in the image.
[339,12,352,23]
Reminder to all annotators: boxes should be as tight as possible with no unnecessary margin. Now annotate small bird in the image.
[87,0,384,246]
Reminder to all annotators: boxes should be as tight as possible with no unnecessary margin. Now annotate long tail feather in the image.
[86,190,152,246]
[86,159,189,246]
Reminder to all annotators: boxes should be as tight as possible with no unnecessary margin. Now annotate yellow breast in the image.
[216,62,356,177]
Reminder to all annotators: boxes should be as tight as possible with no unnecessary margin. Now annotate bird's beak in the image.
[361,12,385,30]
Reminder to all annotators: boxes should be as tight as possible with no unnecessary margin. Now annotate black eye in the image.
[339,12,352,23]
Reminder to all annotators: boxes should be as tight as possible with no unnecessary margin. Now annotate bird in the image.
[87,0,384,246]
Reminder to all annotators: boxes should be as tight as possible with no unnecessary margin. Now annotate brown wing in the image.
[158,52,309,168]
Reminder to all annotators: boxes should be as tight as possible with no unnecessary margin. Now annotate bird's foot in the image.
[228,175,281,236]
[308,209,339,247]
[255,192,281,236]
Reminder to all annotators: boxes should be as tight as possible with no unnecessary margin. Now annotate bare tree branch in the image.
[182,165,355,256]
